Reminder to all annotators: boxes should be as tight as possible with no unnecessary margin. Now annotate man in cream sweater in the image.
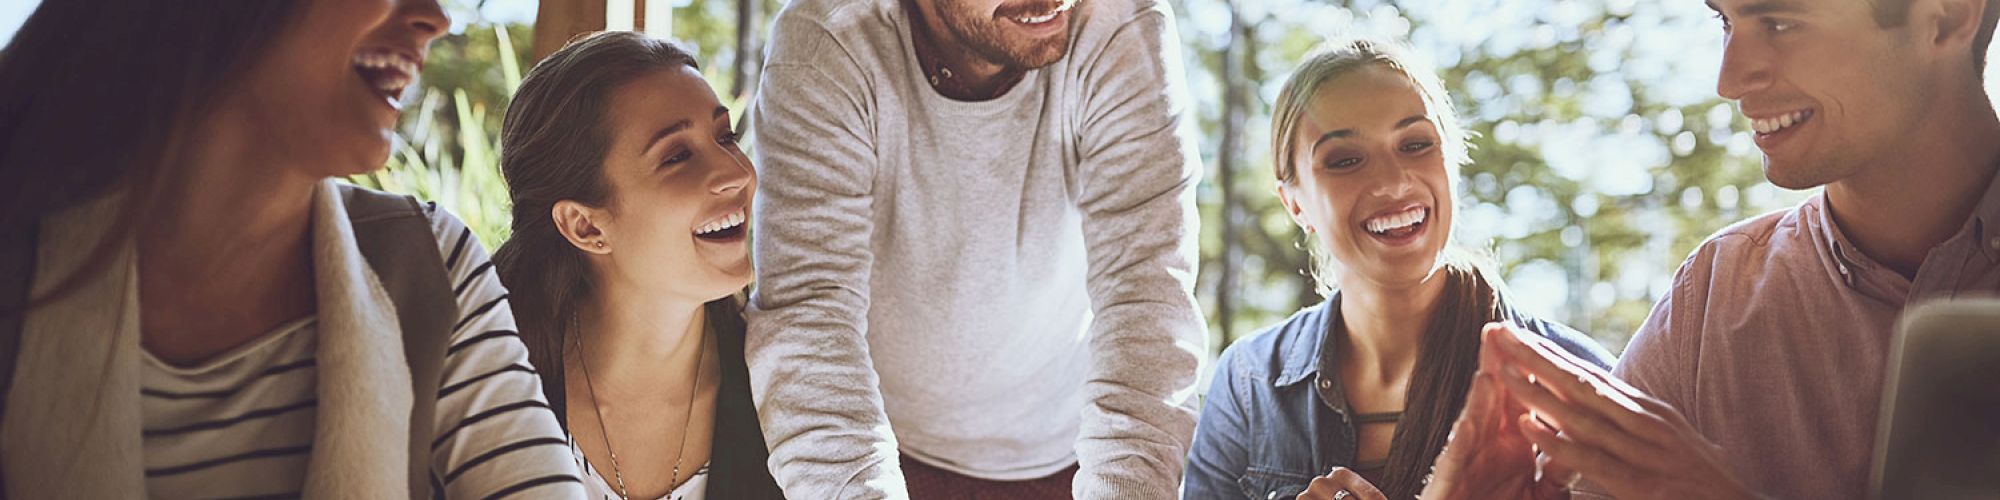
[744,0,1207,497]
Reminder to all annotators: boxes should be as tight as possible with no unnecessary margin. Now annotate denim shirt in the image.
[1182,292,1615,499]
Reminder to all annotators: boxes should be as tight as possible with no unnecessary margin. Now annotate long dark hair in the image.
[490,31,739,425]
[0,1,305,311]
[1370,261,1503,499]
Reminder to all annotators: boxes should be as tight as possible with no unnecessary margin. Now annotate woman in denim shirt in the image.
[1182,36,1614,500]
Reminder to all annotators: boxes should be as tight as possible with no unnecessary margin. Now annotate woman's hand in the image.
[1484,323,1763,500]
[1297,467,1386,500]
[1418,324,1575,500]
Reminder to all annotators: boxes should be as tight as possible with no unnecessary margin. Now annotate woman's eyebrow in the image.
[1314,114,1432,151]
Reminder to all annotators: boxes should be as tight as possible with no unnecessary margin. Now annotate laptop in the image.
[1869,299,2000,500]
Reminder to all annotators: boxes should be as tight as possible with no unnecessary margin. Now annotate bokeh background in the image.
[7,0,1999,359]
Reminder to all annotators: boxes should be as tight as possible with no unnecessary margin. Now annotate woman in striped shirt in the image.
[0,0,586,498]
[491,32,785,500]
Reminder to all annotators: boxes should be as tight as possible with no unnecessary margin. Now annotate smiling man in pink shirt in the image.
[1432,0,2000,498]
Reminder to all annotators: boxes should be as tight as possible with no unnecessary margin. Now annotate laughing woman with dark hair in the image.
[491,31,784,500]
[1182,36,1614,500]
[0,0,583,498]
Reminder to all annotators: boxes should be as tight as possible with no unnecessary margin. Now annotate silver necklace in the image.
[575,324,708,500]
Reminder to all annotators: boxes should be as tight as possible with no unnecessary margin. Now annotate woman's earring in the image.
[594,240,606,249]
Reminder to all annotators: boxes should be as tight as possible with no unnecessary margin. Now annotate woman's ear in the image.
[1276,182,1316,234]
[553,200,612,255]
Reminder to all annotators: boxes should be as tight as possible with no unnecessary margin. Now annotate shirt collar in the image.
[1272,293,1339,387]
[1811,193,1871,285]
[1964,162,2000,259]
[1813,159,2000,287]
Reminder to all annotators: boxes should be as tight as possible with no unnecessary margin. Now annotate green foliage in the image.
[348,23,531,247]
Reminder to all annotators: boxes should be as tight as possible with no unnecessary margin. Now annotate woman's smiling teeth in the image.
[352,50,418,107]
[1363,206,1428,237]
[1750,109,1813,135]
[695,209,747,237]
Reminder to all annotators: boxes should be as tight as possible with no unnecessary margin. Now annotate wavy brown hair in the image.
[490,31,743,424]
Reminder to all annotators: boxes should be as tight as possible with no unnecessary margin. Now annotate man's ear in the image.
[553,200,612,255]
[1923,0,1987,65]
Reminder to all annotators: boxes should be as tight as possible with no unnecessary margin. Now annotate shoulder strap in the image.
[0,218,38,500]
[339,184,457,499]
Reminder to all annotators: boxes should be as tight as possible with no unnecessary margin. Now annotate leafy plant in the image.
[348,23,528,247]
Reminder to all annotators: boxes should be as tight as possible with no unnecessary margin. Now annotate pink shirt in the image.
[1609,177,2000,499]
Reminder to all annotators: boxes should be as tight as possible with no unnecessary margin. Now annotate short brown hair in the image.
[1872,0,2000,73]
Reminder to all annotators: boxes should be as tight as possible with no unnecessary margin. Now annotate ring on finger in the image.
[1333,490,1350,500]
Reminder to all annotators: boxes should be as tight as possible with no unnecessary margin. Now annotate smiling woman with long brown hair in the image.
[491,31,785,500]
[1182,36,1615,500]
[0,1,583,498]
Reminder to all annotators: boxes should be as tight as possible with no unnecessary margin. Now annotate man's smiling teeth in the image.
[1013,11,1059,23]
[696,209,746,235]
[1010,3,1070,24]
[1750,109,1812,135]
[1364,207,1428,235]
[352,51,417,99]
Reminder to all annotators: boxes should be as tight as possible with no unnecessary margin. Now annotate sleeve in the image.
[1573,245,1716,500]
[423,208,588,499]
[740,15,907,500]
[1532,321,1617,371]
[1068,5,1210,498]
[1182,347,1253,500]
[1612,248,1710,420]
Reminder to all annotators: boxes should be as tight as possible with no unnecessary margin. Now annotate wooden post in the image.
[532,0,607,61]
[532,0,671,62]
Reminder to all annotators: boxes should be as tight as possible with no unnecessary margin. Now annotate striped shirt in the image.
[138,206,583,499]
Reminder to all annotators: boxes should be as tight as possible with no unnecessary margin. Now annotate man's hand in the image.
[1297,467,1386,500]
[1485,323,1763,500]
[1418,324,1574,500]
